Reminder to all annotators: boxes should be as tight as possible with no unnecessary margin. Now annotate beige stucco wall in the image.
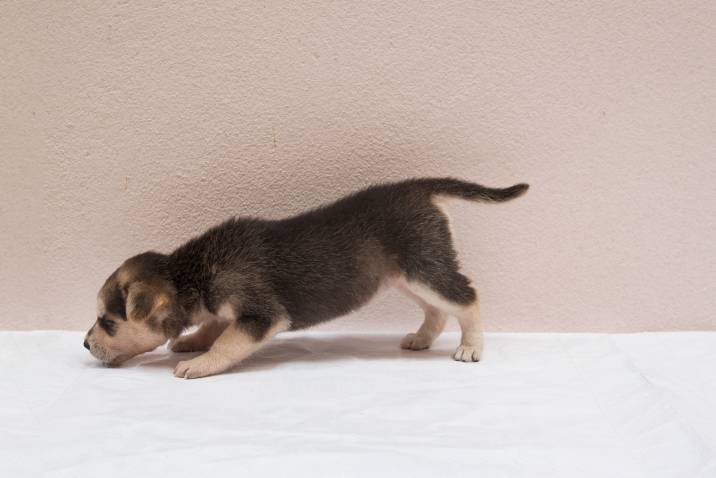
[1,1,714,332]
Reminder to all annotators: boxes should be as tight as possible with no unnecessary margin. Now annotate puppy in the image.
[84,177,528,378]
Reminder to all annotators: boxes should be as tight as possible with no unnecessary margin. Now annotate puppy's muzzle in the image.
[83,339,90,350]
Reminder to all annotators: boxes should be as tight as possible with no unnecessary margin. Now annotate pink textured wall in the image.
[1,2,714,332]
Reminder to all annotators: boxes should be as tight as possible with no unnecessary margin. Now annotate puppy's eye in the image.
[98,317,116,335]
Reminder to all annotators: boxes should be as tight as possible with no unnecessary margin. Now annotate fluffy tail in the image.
[416,177,529,202]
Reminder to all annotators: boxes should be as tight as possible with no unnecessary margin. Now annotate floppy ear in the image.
[126,281,185,337]
[126,281,172,321]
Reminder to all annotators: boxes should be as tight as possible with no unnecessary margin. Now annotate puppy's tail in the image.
[417,177,529,203]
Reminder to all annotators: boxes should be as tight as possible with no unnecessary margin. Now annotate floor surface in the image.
[1,331,714,477]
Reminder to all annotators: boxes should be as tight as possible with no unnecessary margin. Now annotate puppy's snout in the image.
[83,339,90,350]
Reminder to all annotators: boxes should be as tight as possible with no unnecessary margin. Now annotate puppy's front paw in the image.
[400,333,432,350]
[173,354,229,379]
[453,345,481,362]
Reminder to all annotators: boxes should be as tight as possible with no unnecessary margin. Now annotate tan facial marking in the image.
[96,297,106,317]
[87,315,168,365]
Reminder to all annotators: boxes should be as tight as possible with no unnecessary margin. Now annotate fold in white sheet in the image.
[1,331,714,477]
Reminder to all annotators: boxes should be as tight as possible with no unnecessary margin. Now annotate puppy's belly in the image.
[284,276,392,330]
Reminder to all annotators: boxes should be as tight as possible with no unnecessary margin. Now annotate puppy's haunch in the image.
[84,177,528,378]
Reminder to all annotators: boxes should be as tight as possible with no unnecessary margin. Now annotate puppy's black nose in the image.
[83,339,90,350]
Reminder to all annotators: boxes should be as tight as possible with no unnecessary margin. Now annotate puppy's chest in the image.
[189,302,217,326]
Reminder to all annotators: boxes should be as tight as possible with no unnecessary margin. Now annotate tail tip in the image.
[504,182,530,199]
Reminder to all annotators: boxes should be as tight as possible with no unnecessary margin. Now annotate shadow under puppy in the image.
[84,177,528,378]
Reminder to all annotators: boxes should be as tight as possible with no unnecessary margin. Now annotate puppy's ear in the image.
[126,281,171,321]
[126,281,184,337]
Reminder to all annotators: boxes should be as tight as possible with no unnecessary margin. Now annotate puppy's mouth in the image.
[103,354,131,367]
[89,345,130,367]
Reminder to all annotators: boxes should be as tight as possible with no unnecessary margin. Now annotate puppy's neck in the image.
[167,243,212,318]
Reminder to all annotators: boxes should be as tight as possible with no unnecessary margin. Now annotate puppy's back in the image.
[265,178,527,328]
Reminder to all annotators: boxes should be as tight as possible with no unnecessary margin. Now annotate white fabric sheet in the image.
[1,331,714,477]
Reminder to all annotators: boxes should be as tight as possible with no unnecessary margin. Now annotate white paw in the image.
[173,354,228,379]
[400,333,432,351]
[453,345,481,362]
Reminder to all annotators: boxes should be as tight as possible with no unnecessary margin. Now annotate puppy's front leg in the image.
[170,318,229,353]
[174,315,289,379]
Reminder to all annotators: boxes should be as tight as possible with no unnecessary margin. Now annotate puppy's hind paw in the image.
[400,333,432,351]
[453,345,481,362]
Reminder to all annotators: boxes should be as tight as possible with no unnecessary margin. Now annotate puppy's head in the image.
[84,252,185,365]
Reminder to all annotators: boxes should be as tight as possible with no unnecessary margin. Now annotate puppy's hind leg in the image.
[452,298,482,362]
[400,304,447,351]
[174,314,290,379]
[398,275,483,362]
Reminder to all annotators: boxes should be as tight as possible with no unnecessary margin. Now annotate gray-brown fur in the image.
[169,178,526,332]
[85,177,528,375]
